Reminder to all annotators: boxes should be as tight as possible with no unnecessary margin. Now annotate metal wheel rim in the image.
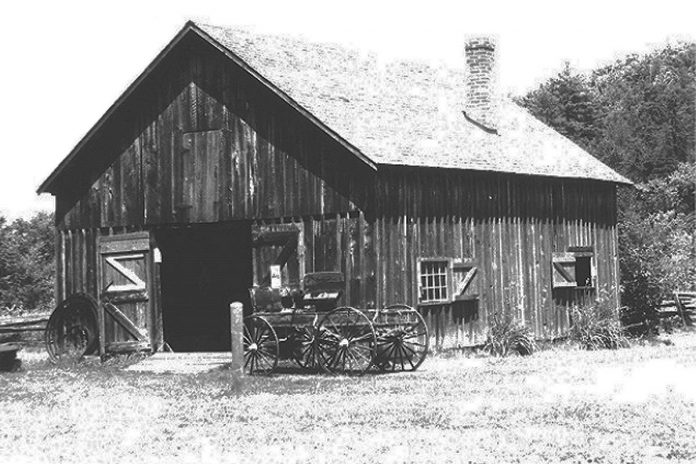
[243,316,279,375]
[45,294,99,363]
[384,304,416,311]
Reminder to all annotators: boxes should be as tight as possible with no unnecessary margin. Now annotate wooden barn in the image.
[37,21,630,354]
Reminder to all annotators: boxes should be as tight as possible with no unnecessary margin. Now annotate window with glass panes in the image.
[419,260,449,302]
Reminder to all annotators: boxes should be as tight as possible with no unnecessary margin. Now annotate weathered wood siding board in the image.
[56,36,374,229]
[374,167,619,348]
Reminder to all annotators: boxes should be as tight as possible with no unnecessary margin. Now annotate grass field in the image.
[2,334,696,463]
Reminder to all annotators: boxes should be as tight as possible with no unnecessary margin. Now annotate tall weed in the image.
[568,296,628,350]
[483,315,537,357]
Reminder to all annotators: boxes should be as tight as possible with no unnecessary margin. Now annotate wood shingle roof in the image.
[38,21,631,194]
[198,23,631,185]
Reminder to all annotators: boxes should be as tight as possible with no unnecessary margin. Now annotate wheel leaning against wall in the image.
[45,293,100,363]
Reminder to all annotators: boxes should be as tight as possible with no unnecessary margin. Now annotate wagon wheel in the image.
[292,326,324,372]
[45,294,99,363]
[374,305,429,372]
[243,315,279,375]
[317,307,376,375]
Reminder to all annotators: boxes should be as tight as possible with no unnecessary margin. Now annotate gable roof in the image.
[38,21,630,194]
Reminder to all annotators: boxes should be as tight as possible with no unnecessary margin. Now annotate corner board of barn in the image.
[38,22,628,355]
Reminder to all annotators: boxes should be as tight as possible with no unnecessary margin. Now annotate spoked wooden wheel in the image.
[243,316,279,375]
[317,307,376,375]
[45,294,99,363]
[373,305,429,372]
[292,326,323,372]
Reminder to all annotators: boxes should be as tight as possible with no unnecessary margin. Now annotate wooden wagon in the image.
[243,272,429,375]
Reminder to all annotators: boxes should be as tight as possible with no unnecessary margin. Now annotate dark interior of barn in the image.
[156,222,252,352]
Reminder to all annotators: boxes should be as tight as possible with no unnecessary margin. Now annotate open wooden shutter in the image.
[552,252,576,288]
[252,223,303,287]
[453,259,479,301]
[98,232,152,354]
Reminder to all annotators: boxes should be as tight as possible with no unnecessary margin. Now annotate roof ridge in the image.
[196,21,462,78]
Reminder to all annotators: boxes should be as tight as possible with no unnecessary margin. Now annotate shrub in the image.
[569,296,628,350]
[617,162,696,332]
[483,315,537,357]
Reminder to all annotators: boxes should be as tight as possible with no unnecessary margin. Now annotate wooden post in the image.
[230,302,244,383]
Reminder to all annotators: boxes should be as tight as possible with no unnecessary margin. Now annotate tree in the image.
[0,212,55,313]
[590,43,696,182]
[520,41,695,184]
[516,63,599,152]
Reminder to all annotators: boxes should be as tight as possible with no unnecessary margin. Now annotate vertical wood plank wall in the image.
[251,212,377,309]
[56,168,619,351]
[54,35,373,230]
[51,33,621,350]
[55,214,378,347]
[375,167,619,348]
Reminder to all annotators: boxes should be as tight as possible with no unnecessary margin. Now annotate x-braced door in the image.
[97,232,153,354]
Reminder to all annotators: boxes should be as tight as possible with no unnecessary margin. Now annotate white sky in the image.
[0,0,693,219]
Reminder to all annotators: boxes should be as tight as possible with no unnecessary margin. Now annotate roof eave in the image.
[377,162,633,186]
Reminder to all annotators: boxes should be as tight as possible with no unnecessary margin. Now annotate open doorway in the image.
[156,222,252,352]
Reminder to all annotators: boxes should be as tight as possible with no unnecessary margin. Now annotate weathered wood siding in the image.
[251,213,377,309]
[374,167,619,348]
[55,33,373,229]
[54,212,378,347]
[58,168,617,350]
[50,33,621,350]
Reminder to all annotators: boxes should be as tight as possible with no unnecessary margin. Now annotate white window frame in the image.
[417,258,451,304]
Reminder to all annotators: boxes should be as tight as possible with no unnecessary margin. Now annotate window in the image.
[419,260,449,303]
[552,247,596,289]
[574,256,592,287]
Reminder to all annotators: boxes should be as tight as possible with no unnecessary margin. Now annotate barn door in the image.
[252,223,303,288]
[98,232,152,354]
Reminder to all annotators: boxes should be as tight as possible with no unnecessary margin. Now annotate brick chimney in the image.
[464,37,498,133]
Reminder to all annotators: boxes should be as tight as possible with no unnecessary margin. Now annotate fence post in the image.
[230,302,244,383]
